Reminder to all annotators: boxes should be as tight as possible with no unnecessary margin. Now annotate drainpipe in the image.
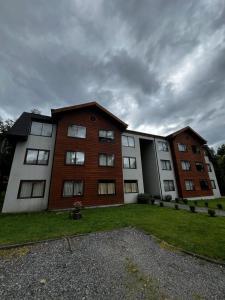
[153,138,163,199]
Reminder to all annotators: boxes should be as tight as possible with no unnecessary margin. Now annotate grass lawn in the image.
[1,204,225,261]
[187,198,225,209]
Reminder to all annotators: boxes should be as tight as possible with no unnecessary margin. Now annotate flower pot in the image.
[72,212,82,220]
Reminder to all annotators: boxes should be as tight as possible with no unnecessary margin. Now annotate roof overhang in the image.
[167,126,207,144]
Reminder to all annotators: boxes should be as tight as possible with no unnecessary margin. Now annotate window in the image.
[124,180,138,193]
[192,145,200,154]
[207,163,212,172]
[123,157,136,169]
[62,181,83,196]
[18,180,45,199]
[99,130,114,142]
[158,141,168,151]
[178,143,187,152]
[66,151,85,165]
[30,122,52,137]
[161,160,172,170]
[195,162,204,172]
[122,135,135,147]
[181,160,191,171]
[200,180,209,190]
[163,180,175,192]
[24,149,49,165]
[211,180,216,189]
[185,180,195,191]
[98,181,115,195]
[68,125,86,139]
[99,154,115,166]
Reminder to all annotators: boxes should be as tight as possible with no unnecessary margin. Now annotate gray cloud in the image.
[0,0,225,148]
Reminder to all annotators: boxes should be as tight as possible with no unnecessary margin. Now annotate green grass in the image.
[1,204,225,261]
[187,198,225,209]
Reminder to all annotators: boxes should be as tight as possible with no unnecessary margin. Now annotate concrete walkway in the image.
[155,200,225,216]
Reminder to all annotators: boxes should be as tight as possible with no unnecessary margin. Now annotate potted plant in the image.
[164,195,172,202]
[71,201,82,220]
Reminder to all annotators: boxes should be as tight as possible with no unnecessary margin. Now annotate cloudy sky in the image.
[0,0,225,148]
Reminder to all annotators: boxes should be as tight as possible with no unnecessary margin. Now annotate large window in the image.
[161,160,172,170]
[178,143,187,152]
[30,122,53,137]
[181,160,191,171]
[185,180,195,191]
[163,180,175,192]
[124,180,138,193]
[99,130,114,142]
[123,157,136,169]
[211,180,216,189]
[98,181,115,195]
[195,162,204,172]
[122,135,135,147]
[158,141,168,152]
[18,180,45,199]
[192,145,200,154]
[62,181,83,196]
[68,125,86,139]
[24,149,49,165]
[207,163,212,172]
[66,151,85,165]
[99,154,115,166]
[200,180,209,190]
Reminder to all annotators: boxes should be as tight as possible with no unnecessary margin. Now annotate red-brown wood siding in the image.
[169,132,213,198]
[48,107,124,209]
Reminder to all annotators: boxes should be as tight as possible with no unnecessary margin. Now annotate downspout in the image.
[153,138,163,199]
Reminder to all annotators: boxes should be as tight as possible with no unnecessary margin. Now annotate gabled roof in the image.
[167,126,207,144]
[51,101,128,129]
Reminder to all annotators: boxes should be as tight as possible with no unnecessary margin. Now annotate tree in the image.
[30,108,41,115]
[213,144,225,196]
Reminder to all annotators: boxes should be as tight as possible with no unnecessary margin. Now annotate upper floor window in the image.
[66,151,85,165]
[123,157,136,169]
[192,145,200,154]
[124,180,138,193]
[195,162,204,172]
[181,160,191,171]
[30,121,52,137]
[178,143,187,152]
[163,180,175,192]
[211,180,216,189]
[99,130,114,142]
[158,141,168,152]
[24,149,49,165]
[99,154,115,167]
[185,180,195,191]
[200,179,209,190]
[68,125,86,139]
[98,181,115,195]
[161,160,172,170]
[122,135,135,147]
[18,180,45,199]
[63,180,83,197]
[207,163,212,172]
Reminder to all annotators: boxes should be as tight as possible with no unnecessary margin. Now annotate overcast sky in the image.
[0,0,225,148]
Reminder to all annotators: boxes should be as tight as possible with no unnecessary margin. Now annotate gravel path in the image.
[0,228,225,299]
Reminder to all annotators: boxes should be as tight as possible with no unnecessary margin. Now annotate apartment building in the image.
[2,102,220,212]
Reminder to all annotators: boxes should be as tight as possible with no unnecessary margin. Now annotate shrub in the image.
[194,201,198,206]
[204,201,208,207]
[217,204,223,210]
[189,205,195,213]
[150,199,155,205]
[208,209,216,217]
[183,199,188,205]
[175,198,180,203]
[137,193,150,204]
[153,195,161,200]
[164,195,172,202]
[174,204,179,210]
[159,202,164,207]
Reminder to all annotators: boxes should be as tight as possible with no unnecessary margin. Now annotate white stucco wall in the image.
[155,138,178,200]
[2,126,56,213]
[122,134,144,203]
[204,155,221,198]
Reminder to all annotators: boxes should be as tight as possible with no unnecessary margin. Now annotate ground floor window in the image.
[211,180,216,189]
[18,180,46,199]
[98,181,115,195]
[62,181,83,196]
[185,180,195,191]
[163,180,175,192]
[124,180,138,193]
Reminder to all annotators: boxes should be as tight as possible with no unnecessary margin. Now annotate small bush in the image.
[208,209,216,217]
[175,198,180,203]
[217,204,223,210]
[159,202,164,207]
[194,201,198,206]
[183,199,188,205]
[137,193,151,204]
[189,205,195,213]
[153,195,161,200]
[174,204,179,210]
[204,201,208,207]
[150,199,155,205]
[164,195,172,202]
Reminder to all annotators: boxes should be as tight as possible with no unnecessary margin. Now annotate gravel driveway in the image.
[0,228,225,299]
